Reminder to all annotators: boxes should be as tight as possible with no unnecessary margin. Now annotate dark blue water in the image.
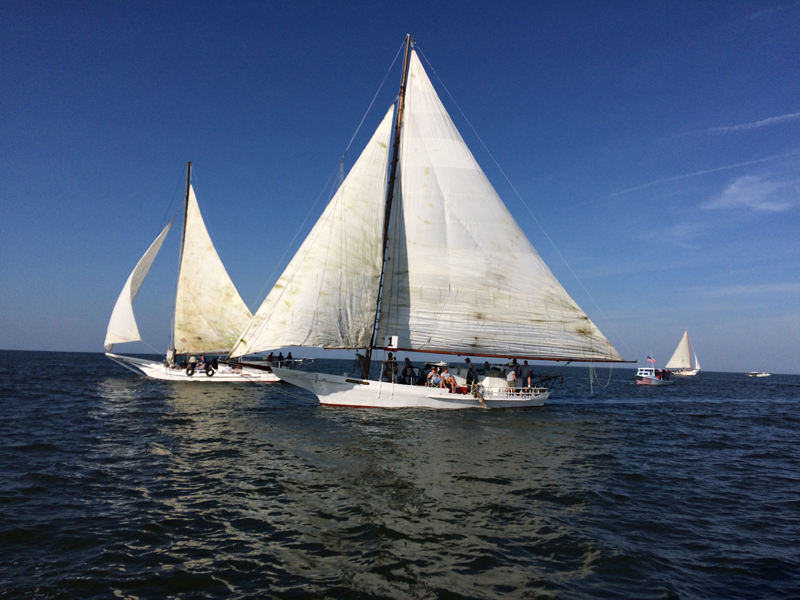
[2,350,799,599]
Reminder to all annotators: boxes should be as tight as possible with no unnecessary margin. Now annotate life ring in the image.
[186,364,195,377]
[205,364,215,377]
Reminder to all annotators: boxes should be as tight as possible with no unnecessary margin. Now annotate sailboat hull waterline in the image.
[271,368,548,409]
[106,353,281,382]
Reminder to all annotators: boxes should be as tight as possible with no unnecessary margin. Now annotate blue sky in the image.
[1,1,798,374]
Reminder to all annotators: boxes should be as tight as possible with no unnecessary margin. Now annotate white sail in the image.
[173,185,253,354]
[104,220,173,351]
[375,51,621,361]
[694,353,701,370]
[229,105,395,357]
[665,330,692,370]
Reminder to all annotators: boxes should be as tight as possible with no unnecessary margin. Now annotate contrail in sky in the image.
[706,111,800,134]
[608,151,800,197]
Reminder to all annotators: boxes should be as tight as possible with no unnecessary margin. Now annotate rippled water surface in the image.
[1,351,799,599]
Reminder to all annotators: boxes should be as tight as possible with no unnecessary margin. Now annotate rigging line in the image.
[269,383,318,405]
[340,40,406,160]
[415,45,633,360]
[158,165,187,232]
[248,162,342,310]
[425,286,452,346]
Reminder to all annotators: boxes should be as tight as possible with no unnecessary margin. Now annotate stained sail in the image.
[104,220,173,351]
[173,185,253,354]
[376,51,622,361]
[665,330,692,370]
[229,105,395,357]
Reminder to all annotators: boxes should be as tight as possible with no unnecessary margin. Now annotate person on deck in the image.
[400,357,414,384]
[441,367,457,393]
[277,352,285,365]
[426,366,443,387]
[286,352,293,362]
[519,360,532,389]
[465,358,476,386]
[383,353,397,381]
[267,352,274,364]
[506,367,517,393]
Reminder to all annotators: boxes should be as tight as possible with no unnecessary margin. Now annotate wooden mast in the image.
[362,34,413,379]
[170,161,192,354]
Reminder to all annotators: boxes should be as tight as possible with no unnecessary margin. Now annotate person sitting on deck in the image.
[426,366,443,387]
[441,367,457,393]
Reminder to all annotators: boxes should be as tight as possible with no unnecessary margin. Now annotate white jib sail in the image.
[104,220,174,351]
[173,185,253,354]
[376,51,622,361]
[665,330,692,369]
[229,105,395,358]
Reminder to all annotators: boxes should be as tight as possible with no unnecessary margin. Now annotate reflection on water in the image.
[1,352,798,598]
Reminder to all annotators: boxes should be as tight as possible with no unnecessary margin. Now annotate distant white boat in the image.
[104,163,307,382]
[747,371,771,378]
[665,329,700,376]
[635,367,674,386]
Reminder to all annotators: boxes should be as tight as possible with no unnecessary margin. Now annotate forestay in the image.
[375,51,621,361]
[173,186,253,354]
[104,220,173,351]
[229,105,395,357]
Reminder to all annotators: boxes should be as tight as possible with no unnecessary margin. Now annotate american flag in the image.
[647,356,657,363]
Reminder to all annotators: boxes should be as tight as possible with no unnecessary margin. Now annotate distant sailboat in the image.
[665,329,700,376]
[105,163,294,382]
[230,36,630,408]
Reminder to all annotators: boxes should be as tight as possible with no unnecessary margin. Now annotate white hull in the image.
[106,353,280,383]
[670,369,699,377]
[272,368,548,409]
[635,376,673,386]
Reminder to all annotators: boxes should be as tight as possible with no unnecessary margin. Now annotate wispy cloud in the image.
[706,111,800,134]
[700,175,799,211]
[660,223,707,249]
[695,282,800,296]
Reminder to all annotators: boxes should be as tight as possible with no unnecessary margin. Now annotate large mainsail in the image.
[665,330,692,370]
[173,185,253,354]
[229,105,395,357]
[104,220,174,351]
[375,51,622,361]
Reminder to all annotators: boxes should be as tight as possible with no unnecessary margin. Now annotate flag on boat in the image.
[647,356,657,363]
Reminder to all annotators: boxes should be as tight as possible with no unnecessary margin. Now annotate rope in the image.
[248,42,404,311]
[415,44,633,360]
[589,362,614,395]
[340,40,405,159]
[269,383,319,405]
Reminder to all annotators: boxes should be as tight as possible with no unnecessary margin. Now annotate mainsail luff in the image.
[362,33,413,379]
